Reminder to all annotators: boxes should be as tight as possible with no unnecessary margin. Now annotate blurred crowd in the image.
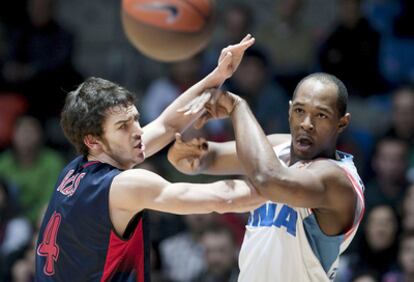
[0,0,413,281]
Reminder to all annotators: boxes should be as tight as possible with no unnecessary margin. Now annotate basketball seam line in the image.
[179,0,209,22]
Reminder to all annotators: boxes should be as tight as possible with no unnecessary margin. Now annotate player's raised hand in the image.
[167,133,209,175]
[216,34,255,79]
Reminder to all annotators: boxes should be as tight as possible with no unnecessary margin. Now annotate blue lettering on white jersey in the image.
[248,203,298,236]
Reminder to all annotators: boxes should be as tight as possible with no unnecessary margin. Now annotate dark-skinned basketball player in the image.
[168,73,365,282]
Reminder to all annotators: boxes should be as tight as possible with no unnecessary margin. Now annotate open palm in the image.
[216,34,255,80]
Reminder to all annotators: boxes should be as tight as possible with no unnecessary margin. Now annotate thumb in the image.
[175,132,183,143]
[219,51,232,65]
[191,158,200,170]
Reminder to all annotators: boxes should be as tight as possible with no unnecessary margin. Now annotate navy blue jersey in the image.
[35,156,150,282]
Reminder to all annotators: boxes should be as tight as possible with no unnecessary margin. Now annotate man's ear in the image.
[338,113,351,133]
[83,134,102,151]
[288,100,292,117]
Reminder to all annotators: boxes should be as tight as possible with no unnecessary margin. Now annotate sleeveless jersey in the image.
[238,143,365,282]
[35,156,150,282]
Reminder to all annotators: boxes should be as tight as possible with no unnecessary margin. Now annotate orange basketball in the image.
[121,0,216,62]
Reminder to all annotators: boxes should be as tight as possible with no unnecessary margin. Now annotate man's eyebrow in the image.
[316,106,334,115]
[291,101,304,106]
[114,118,129,125]
[291,102,334,115]
[114,113,140,126]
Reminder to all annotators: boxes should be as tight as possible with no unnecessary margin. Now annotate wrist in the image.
[206,68,224,88]
[229,95,244,116]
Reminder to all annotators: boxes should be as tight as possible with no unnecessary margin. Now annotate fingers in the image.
[201,141,208,151]
[218,49,232,64]
[174,132,183,144]
[240,36,255,49]
[175,132,207,152]
[230,34,255,51]
[191,158,200,170]
[220,51,233,65]
[189,136,206,147]
[177,92,211,115]
[240,34,252,43]
[243,37,255,48]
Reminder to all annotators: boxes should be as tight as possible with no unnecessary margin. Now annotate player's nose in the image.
[300,115,314,131]
[132,121,143,135]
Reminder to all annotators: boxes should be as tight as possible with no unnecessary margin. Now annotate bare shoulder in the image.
[307,159,354,189]
[307,159,356,207]
[110,168,169,212]
[268,134,291,146]
[114,168,159,182]
[304,159,358,234]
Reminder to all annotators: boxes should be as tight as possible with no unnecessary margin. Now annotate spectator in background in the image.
[257,0,316,93]
[362,0,402,36]
[351,270,379,282]
[202,2,256,75]
[377,0,414,86]
[141,55,202,124]
[226,48,290,134]
[355,205,399,279]
[10,231,37,282]
[383,86,414,167]
[0,178,32,282]
[141,56,204,142]
[383,231,414,282]
[392,0,414,38]
[0,0,82,120]
[319,0,387,97]
[0,116,64,224]
[194,225,239,282]
[159,214,217,282]
[141,55,230,142]
[365,138,409,211]
[401,184,414,233]
[0,94,27,150]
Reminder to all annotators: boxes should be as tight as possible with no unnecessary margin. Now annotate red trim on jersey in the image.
[339,166,365,239]
[100,216,145,282]
[82,161,100,169]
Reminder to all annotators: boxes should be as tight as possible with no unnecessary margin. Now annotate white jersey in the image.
[238,143,365,282]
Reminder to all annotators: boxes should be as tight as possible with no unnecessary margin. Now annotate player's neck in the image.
[289,149,336,165]
[87,153,129,170]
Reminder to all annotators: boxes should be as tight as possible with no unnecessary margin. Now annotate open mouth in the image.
[296,136,313,150]
[134,138,145,151]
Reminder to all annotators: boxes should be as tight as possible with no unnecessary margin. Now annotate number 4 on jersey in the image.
[37,211,62,276]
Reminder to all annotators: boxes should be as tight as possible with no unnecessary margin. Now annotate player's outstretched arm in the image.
[167,133,289,175]
[110,168,265,215]
[142,35,255,158]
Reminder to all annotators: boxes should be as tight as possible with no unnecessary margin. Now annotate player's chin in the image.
[134,152,145,164]
[293,145,315,160]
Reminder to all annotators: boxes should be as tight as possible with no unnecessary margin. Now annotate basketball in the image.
[121,0,216,62]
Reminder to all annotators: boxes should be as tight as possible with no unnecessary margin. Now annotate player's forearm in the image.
[200,135,290,175]
[211,179,265,213]
[156,179,263,214]
[199,141,244,175]
[231,100,285,188]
